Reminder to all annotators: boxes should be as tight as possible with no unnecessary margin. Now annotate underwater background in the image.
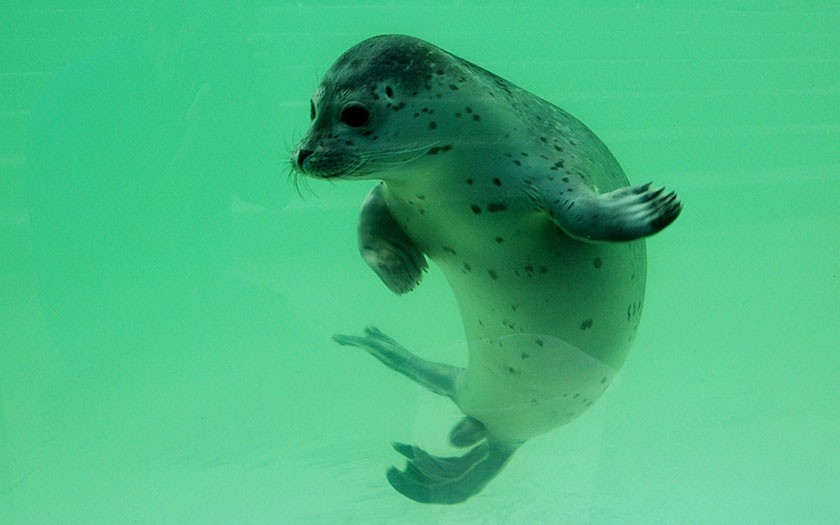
[1,2,838,523]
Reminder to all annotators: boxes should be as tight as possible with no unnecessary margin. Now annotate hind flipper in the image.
[387,440,519,504]
[333,327,462,399]
[448,416,486,448]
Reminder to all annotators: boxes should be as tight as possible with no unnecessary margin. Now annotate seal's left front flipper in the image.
[387,440,519,504]
[529,179,682,242]
[358,183,428,294]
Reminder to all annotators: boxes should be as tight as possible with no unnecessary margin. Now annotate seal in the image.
[290,34,682,504]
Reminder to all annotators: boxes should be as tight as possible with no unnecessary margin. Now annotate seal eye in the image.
[340,104,370,128]
[310,100,316,121]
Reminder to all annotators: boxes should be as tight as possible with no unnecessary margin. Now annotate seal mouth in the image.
[291,140,440,182]
[291,148,366,180]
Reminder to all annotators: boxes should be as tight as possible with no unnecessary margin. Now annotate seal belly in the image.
[430,223,646,442]
[456,333,619,442]
[431,217,647,369]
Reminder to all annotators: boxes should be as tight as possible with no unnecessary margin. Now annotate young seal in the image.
[290,34,682,504]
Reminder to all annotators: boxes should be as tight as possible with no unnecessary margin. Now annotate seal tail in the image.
[387,439,520,504]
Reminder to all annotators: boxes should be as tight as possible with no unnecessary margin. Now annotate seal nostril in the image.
[297,149,314,168]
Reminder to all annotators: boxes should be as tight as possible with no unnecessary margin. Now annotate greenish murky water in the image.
[1,2,838,523]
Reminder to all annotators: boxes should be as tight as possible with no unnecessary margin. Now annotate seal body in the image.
[291,34,681,504]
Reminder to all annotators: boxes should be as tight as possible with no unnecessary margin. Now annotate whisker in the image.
[356,141,440,161]
[351,141,439,176]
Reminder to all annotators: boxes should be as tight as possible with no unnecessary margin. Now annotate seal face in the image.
[291,34,682,504]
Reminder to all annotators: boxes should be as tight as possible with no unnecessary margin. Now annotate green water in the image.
[1,2,838,523]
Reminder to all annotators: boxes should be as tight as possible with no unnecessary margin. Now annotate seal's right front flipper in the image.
[358,183,428,294]
[387,440,519,504]
[528,179,682,242]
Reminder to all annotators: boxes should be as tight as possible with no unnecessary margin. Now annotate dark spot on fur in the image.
[429,121,437,129]
[580,319,593,330]
[535,339,544,347]
[513,160,522,166]
[470,204,482,214]
[627,302,641,321]
[442,245,456,255]
[492,177,502,186]
[600,376,608,384]
[385,86,393,97]
[488,269,498,280]
[495,236,504,243]
[487,202,507,212]
[463,262,472,273]
[466,178,474,185]
[593,257,602,269]
[521,353,530,360]
[473,114,481,121]
[449,84,459,90]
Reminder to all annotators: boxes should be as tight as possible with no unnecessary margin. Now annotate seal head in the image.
[293,35,491,181]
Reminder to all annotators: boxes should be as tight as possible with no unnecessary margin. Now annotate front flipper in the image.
[358,183,428,294]
[387,439,520,504]
[528,179,682,242]
[333,326,461,399]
